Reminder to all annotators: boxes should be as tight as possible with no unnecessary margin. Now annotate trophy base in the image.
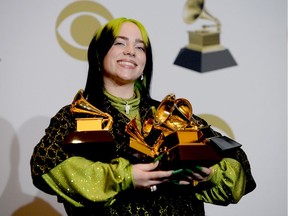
[161,130,219,168]
[208,136,242,152]
[164,142,222,169]
[63,130,115,162]
[174,47,237,72]
[161,132,242,169]
[63,130,114,144]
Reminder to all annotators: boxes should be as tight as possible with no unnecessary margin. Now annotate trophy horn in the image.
[125,118,159,158]
[183,0,221,32]
[70,89,113,130]
[126,118,160,158]
[154,94,195,132]
[125,118,147,146]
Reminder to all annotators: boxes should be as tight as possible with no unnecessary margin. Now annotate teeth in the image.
[119,61,135,67]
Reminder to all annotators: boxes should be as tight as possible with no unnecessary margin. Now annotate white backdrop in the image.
[0,0,287,215]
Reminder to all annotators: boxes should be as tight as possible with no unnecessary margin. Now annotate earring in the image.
[141,74,144,80]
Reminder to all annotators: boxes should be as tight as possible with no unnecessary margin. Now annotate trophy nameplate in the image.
[76,117,102,131]
[165,129,203,144]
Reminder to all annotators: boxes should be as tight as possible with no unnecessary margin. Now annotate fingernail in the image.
[154,154,163,162]
[169,179,180,185]
[195,166,202,171]
[184,169,193,174]
[172,169,183,175]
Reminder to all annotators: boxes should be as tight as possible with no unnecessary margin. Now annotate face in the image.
[103,22,147,86]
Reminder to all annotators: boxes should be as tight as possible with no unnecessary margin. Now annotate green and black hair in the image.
[84,17,153,109]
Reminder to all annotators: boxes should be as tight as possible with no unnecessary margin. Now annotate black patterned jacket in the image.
[30,94,256,216]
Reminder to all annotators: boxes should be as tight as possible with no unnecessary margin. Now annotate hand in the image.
[132,161,172,189]
[176,166,212,186]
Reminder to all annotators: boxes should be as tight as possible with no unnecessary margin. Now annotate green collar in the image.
[104,89,141,117]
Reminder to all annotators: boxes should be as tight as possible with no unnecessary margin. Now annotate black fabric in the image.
[30,94,256,215]
[63,185,205,216]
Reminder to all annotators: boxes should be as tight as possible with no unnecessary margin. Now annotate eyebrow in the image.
[116,36,145,45]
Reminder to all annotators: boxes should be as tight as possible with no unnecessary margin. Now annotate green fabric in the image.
[43,156,133,207]
[43,156,246,207]
[195,158,246,205]
[104,89,142,129]
[30,92,256,215]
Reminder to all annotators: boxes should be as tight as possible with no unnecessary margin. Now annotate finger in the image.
[192,172,205,180]
[149,170,173,180]
[196,166,211,176]
[134,161,159,172]
[148,178,171,186]
[145,160,160,171]
[192,166,211,177]
[178,180,190,185]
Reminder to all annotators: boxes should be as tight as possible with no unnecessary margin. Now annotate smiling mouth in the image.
[118,60,137,67]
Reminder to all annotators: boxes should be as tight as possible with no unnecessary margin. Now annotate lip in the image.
[117,59,137,68]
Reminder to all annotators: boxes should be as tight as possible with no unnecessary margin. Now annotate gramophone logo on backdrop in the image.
[174,0,237,72]
[55,1,113,61]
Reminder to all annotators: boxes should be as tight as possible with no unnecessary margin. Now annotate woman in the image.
[30,17,256,215]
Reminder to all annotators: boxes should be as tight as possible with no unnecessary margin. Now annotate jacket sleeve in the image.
[192,115,256,204]
[42,156,133,207]
[194,158,246,205]
[30,105,77,194]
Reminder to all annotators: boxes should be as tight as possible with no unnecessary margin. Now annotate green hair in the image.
[95,17,149,47]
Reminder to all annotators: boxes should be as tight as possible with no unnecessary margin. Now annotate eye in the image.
[55,1,113,61]
[114,42,125,46]
[135,44,146,52]
[136,46,146,52]
[113,39,126,46]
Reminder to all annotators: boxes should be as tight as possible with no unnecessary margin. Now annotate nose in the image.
[123,45,136,57]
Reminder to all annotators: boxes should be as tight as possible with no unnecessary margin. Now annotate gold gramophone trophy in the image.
[126,94,241,169]
[174,0,237,72]
[63,89,115,160]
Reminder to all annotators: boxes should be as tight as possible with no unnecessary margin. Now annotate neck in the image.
[104,81,135,99]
